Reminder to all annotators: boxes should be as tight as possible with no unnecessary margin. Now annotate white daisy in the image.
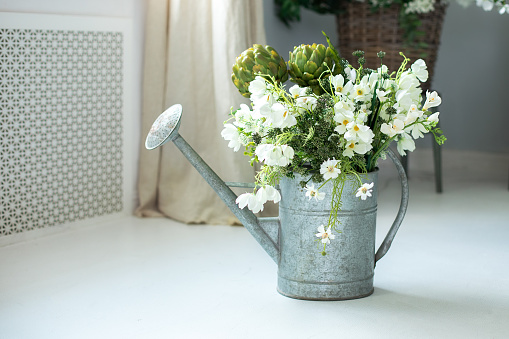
[356,182,374,200]
[320,158,341,180]
[305,184,325,201]
[315,225,335,244]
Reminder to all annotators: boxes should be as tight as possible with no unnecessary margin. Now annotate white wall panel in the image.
[0,12,135,243]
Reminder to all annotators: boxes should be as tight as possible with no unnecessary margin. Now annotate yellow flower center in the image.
[327,166,334,172]
[357,89,363,95]
[283,111,288,117]
[310,191,316,196]
[342,119,349,126]
[349,143,355,149]
[361,187,368,193]
[353,125,360,132]
[321,233,328,239]
[336,86,343,92]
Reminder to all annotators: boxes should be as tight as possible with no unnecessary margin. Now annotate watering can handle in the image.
[374,148,409,264]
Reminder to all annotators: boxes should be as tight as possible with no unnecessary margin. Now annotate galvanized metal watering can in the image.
[145,104,409,300]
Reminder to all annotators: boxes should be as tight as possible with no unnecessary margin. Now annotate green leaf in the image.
[322,31,342,71]
[304,60,318,74]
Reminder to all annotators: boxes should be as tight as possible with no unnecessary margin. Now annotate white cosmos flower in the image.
[411,59,429,82]
[398,72,421,91]
[330,74,354,96]
[256,185,281,204]
[377,64,388,74]
[272,103,297,129]
[255,92,278,107]
[255,144,294,167]
[236,192,264,213]
[407,120,427,139]
[334,104,355,135]
[260,102,297,129]
[406,104,423,121]
[427,111,440,123]
[380,119,405,138]
[334,100,355,115]
[356,182,374,200]
[295,95,317,112]
[397,132,416,156]
[248,76,267,96]
[343,139,372,157]
[221,123,242,152]
[379,107,391,120]
[353,82,371,102]
[395,72,422,113]
[394,90,413,113]
[305,184,325,201]
[376,88,389,102]
[405,0,435,13]
[477,0,494,11]
[357,106,370,121]
[315,225,335,244]
[368,72,380,88]
[344,121,374,143]
[233,104,253,128]
[320,158,341,180]
[330,74,345,93]
[404,114,417,127]
[422,91,442,110]
[236,185,281,214]
[345,67,357,82]
[289,84,305,99]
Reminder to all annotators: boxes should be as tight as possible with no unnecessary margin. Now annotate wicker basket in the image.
[336,2,447,91]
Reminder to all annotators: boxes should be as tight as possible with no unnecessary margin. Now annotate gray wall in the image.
[263,0,509,154]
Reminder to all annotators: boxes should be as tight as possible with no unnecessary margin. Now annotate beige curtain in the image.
[136,0,266,224]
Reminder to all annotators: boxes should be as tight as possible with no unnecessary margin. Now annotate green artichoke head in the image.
[231,44,289,98]
[288,43,342,95]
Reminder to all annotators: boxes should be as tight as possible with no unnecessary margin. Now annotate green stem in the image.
[368,137,395,171]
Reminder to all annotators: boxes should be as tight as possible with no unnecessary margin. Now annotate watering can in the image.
[145,104,409,300]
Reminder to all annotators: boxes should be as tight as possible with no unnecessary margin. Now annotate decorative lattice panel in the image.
[0,28,124,236]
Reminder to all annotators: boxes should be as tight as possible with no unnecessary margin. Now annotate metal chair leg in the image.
[432,125,443,193]
[401,154,409,176]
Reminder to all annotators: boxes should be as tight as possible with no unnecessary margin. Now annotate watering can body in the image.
[145,104,409,301]
[277,172,379,300]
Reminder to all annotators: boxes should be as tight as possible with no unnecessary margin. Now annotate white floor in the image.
[1,150,509,339]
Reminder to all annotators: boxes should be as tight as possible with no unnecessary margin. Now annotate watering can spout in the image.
[145,104,280,263]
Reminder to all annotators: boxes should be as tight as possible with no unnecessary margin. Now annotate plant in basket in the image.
[274,0,507,86]
[222,33,446,255]
[274,0,508,40]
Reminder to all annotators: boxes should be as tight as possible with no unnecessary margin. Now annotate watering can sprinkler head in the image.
[144,104,281,263]
[145,104,183,150]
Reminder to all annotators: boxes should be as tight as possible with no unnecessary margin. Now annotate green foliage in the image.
[274,0,433,46]
[286,93,342,177]
[427,123,447,145]
[275,0,343,26]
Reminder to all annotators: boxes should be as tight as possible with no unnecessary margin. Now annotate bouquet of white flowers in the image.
[222,34,445,252]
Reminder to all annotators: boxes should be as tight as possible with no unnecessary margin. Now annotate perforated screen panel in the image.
[0,28,124,236]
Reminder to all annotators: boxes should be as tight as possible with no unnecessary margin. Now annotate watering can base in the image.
[276,275,374,301]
